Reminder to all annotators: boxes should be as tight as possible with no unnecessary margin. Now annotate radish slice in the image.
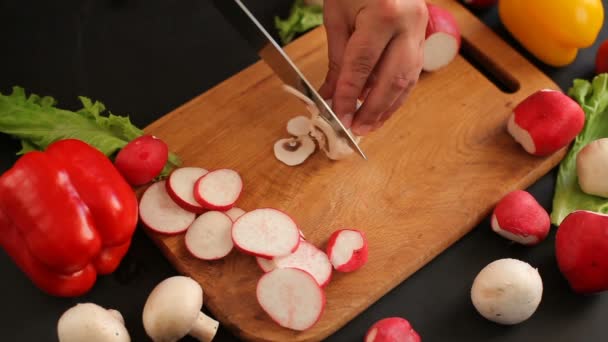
[224,207,246,222]
[166,167,208,213]
[194,169,243,211]
[327,229,369,272]
[185,211,234,260]
[256,268,325,331]
[287,116,311,136]
[256,241,333,287]
[139,181,196,235]
[232,208,300,258]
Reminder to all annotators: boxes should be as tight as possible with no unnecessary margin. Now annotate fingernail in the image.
[342,113,353,128]
[353,124,373,136]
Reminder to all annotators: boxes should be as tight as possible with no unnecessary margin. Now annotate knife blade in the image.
[211,0,367,160]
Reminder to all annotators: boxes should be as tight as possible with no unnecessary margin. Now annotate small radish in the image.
[166,167,208,213]
[185,211,234,260]
[423,3,461,72]
[326,229,368,272]
[194,169,243,211]
[232,208,300,258]
[596,39,608,74]
[462,0,497,9]
[224,207,246,222]
[256,240,333,287]
[576,138,608,198]
[507,89,585,156]
[139,181,196,235]
[365,317,421,342]
[114,135,169,186]
[490,190,550,246]
[555,210,608,294]
[256,268,325,331]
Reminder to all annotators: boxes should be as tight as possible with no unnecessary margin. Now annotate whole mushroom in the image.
[143,276,219,342]
[57,303,130,342]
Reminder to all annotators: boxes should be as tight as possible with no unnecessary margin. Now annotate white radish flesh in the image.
[224,207,246,222]
[256,241,333,287]
[327,229,369,272]
[286,116,311,136]
[185,211,234,260]
[256,268,325,331]
[139,181,196,235]
[232,208,300,258]
[194,169,243,211]
[423,4,461,72]
[166,167,208,213]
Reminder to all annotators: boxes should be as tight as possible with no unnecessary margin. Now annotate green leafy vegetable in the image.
[275,0,323,45]
[0,86,181,178]
[551,73,608,225]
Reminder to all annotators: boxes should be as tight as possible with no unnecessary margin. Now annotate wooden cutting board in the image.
[142,1,564,341]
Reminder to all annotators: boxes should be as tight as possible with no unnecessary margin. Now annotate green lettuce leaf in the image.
[275,0,323,45]
[0,86,181,178]
[551,73,608,225]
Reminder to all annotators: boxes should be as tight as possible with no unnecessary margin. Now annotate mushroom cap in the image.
[57,303,130,342]
[274,136,316,166]
[143,276,204,342]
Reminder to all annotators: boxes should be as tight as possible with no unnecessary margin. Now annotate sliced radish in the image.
[287,116,311,136]
[224,207,246,222]
[139,181,196,235]
[327,229,368,272]
[256,268,325,331]
[255,240,333,287]
[185,211,234,260]
[194,169,243,211]
[423,3,461,72]
[232,208,300,258]
[166,167,208,213]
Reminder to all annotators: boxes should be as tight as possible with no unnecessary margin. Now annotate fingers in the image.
[318,1,349,100]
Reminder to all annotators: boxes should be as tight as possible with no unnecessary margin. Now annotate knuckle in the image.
[377,0,405,23]
[327,58,341,74]
[390,74,411,92]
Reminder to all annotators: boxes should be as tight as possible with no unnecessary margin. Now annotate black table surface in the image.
[1,1,608,341]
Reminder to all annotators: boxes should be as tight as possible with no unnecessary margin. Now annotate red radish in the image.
[256,240,333,287]
[166,167,208,213]
[423,3,461,72]
[185,211,234,260]
[507,89,585,156]
[194,169,243,211]
[256,268,325,331]
[139,181,196,235]
[365,317,421,342]
[326,229,368,272]
[232,208,300,258]
[462,0,497,9]
[490,190,550,246]
[224,207,246,222]
[596,39,608,74]
[114,135,169,186]
[555,210,608,294]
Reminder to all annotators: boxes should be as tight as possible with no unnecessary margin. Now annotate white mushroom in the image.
[577,138,608,198]
[142,276,219,342]
[57,303,130,342]
[274,135,316,166]
[471,258,543,325]
[286,115,312,136]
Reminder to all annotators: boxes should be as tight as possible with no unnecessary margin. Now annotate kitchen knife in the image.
[211,0,367,160]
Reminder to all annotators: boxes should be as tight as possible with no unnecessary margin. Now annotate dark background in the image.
[1,0,607,341]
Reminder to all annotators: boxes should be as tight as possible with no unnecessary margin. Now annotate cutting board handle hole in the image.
[459,38,520,94]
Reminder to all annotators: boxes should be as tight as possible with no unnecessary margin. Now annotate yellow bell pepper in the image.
[498,0,604,67]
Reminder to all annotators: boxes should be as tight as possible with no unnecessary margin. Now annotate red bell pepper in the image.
[0,139,138,297]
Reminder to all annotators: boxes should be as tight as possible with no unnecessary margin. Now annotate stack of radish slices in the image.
[139,166,369,331]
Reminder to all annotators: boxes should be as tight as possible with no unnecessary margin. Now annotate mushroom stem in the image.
[188,312,219,342]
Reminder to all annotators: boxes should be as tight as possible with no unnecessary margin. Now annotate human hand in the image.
[318,0,428,135]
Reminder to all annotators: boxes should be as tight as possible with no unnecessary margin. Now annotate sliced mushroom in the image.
[286,115,312,136]
[57,303,130,342]
[274,135,316,166]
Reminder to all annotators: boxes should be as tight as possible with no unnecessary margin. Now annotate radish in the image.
[185,211,234,260]
[365,317,421,342]
[224,207,246,222]
[232,208,300,258]
[114,135,169,186]
[462,0,497,9]
[471,258,543,325]
[139,181,196,235]
[194,169,243,211]
[507,89,585,156]
[256,268,325,331]
[166,167,208,213]
[326,229,368,272]
[490,190,550,245]
[576,138,608,198]
[256,240,333,287]
[423,3,461,72]
[596,39,608,74]
[555,210,608,294]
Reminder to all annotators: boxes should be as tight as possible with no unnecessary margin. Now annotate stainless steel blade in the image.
[211,0,367,160]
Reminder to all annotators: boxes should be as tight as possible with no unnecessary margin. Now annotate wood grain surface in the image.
[141,1,564,340]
